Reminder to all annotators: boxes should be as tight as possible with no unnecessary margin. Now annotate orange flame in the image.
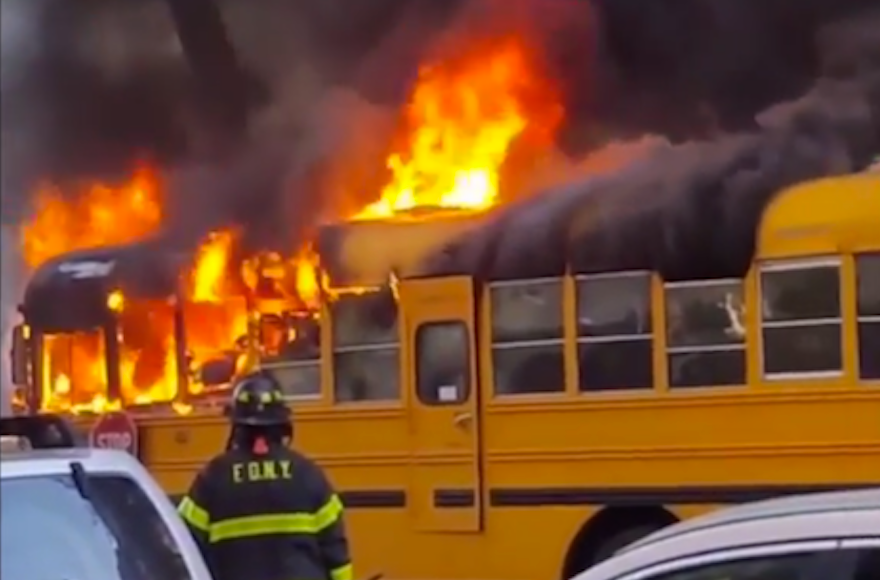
[192,230,237,302]
[22,165,162,268]
[19,37,558,414]
[355,37,552,219]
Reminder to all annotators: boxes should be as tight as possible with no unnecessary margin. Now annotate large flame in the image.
[355,37,546,219]
[18,37,557,414]
[22,165,162,267]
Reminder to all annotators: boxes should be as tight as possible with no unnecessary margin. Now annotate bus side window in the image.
[260,313,322,400]
[856,253,880,381]
[490,279,565,395]
[416,322,470,405]
[759,259,843,378]
[576,272,653,391]
[665,279,746,388]
[331,292,400,403]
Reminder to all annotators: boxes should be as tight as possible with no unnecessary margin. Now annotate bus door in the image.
[399,276,482,532]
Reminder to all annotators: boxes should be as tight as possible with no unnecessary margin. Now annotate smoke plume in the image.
[423,9,880,280]
[3,0,877,236]
[2,0,879,274]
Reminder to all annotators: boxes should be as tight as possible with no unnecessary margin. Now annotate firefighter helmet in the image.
[226,371,291,427]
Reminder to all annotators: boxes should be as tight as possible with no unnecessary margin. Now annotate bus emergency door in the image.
[399,276,482,532]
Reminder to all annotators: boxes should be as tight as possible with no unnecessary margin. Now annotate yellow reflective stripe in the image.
[315,494,344,531]
[210,513,320,542]
[331,563,354,580]
[178,496,210,532]
[208,494,345,542]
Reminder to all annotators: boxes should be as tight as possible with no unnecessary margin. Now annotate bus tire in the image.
[592,524,664,563]
[561,506,677,579]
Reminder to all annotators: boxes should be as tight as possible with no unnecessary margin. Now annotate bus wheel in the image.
[592,524,664,563]
[561,507,677,579]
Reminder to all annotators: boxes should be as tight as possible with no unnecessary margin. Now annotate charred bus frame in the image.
[11,241,195,412]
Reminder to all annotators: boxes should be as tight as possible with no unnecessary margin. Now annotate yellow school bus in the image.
[11,172,880,580]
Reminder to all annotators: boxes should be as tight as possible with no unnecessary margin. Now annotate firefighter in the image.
[177,371,353,580]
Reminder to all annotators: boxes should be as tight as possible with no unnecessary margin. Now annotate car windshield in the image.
[0,472,193,580]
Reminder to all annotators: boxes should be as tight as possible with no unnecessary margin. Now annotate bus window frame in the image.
[39,328,114,410]
[258,312,323,401]
[574,270,654,392]
[757,256,845,381]
[488,277,566,397]
[414,321,471,406]
[331,293,399,348]
[261,360,322,402]
[855,252,880,383]
[329,294,401,404]
[664,277,747,389]
[332,341,401,404]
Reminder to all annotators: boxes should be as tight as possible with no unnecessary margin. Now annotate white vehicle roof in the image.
[575,487,880,580]
[1,433,212,580]
[1,447,140,475]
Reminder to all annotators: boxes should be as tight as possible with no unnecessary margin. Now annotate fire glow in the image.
[19,37,560,414]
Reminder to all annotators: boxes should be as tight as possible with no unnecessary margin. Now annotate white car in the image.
[572,487,880,580]
[1,415,212,580]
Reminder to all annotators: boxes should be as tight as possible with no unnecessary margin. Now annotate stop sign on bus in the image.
[89,412,139,456]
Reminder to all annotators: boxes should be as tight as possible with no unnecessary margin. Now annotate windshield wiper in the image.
[69,461,91,499]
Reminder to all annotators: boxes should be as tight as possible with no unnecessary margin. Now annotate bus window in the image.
[856,253,880,380]
[41,331,108,411]
[490,279,564,395]
[118,299,178,404]
[576,272,653,391]
[665,279,746,388]
[759,259,843,378]
[260,313,321,399]
[416,322,470,405]
[331,292,399,402]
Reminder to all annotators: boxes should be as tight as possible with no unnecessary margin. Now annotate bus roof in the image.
[317,210,484,287]
[418,167,877,282]
[758,173,880,258]
[21,240,182,332]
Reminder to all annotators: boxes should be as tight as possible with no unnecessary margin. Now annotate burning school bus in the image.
[7,28,880,580]
[9,170,880,580]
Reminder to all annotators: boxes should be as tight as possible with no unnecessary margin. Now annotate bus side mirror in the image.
[11,324,30,387]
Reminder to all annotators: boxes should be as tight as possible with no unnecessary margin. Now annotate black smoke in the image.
[1,0,879,257]
[421,9,880,281]
[576,0,879,139]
